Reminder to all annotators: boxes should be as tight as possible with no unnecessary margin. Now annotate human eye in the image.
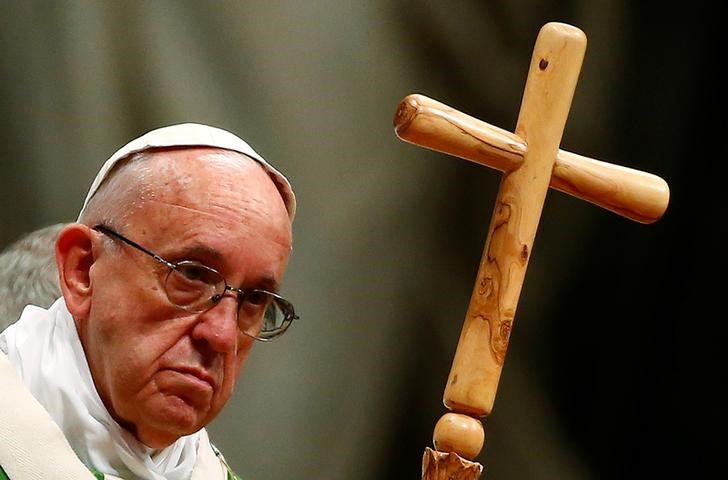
[244,289,272,306]
[165,262,220,307]
[177,263,209,282]
[237,290,272,323]
[172,262,221,284]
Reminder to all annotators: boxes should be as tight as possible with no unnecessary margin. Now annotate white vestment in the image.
[0,299,232,480]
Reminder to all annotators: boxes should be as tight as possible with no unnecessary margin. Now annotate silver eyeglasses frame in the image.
[92,224,298,341]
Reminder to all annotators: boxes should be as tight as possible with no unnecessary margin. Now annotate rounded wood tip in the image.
[640,176,671,223]
[433,412,485,460]
[541,22,587,43]
[393,94,422,137]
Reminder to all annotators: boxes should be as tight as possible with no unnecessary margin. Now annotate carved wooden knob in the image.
[432,412,485,460]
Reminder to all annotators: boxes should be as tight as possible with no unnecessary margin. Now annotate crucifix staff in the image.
[392,22,669,479]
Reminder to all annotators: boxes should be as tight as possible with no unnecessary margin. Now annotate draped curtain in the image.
[0,1,721,478]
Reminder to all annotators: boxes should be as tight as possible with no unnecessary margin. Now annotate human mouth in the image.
[170,366,216,391]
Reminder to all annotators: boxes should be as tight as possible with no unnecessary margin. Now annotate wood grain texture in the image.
[442,21,587,418]
[406,21,671,479]
[422,448,483,480]
[394,94,669,224]
[432,413,485,461]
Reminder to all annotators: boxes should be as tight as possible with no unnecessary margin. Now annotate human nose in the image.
[191,295,239,353]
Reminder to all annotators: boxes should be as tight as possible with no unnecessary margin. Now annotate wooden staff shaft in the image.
[408,21,670,480]
[417,25,588,480]
[441,22,587,419]
[394,96,669,224]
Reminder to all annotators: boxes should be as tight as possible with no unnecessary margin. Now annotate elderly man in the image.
[0,124,298,480]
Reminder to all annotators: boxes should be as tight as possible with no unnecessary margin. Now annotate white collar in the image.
[0,298,200,480]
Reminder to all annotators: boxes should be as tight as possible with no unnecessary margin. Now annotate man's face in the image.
[78,149,292,448]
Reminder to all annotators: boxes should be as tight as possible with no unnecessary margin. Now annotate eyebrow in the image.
[255,275,281,293]
[179,244,226,264]
[174,243,281,292]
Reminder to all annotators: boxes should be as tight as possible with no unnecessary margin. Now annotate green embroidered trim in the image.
[0,465,10,480]
[90,468,105,480]
[211,444,244,480]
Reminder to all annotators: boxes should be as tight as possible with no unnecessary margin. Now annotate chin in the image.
[136,396,211,446]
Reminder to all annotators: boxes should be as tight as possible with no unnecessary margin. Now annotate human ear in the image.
[55,223,95,319]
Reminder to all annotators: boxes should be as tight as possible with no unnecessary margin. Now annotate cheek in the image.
[82,319,143,418]
[219,340,253,394]
[235,333,256,370]
[86,302,189,403]
[94,326,160,397]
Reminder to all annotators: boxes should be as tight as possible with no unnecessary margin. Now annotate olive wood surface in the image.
[407,22,610,479]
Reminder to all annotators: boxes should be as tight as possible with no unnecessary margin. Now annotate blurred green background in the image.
[0,1,722,478]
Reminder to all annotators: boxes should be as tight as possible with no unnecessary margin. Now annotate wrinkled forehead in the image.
[122,149,293,250]
[143,148,280,204]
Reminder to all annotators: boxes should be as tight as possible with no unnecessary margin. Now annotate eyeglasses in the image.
[92,224,297,342]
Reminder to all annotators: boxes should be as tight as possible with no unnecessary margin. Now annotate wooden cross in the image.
[392,22,670,479]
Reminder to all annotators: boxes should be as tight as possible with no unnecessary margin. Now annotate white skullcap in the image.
[77,123,296,221]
